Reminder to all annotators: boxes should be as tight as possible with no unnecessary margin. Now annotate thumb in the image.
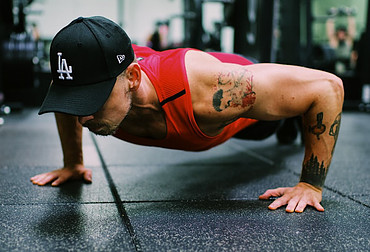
[259,188,285,199]
[83,169,92,183]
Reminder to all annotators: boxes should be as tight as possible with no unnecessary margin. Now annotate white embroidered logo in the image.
[117,55,125,64]
[57,52,73,80]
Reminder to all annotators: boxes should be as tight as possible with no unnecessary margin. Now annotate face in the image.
[78,76,132,136]
[336,30,347,41]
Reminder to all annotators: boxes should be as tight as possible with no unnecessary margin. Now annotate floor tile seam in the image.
[324,186,370,208]
[348,193,370,196]
[104,162,255,168]
[0,201,116,206]
[118,198,264,204]
[0,165,103,169]
[288,169,370,208]
[90,133,142,252]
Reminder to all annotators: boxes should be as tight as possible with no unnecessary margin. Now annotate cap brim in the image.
[38,78,116,116]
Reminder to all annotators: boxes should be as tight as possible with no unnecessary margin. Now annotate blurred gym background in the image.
[1,0,369,125]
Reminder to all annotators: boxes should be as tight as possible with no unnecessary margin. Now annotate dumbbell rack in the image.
[0,103,11,126]
[359,84,370,112]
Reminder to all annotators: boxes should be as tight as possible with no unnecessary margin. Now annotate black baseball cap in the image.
[39,16,134,116]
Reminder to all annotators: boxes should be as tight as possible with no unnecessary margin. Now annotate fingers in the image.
[260,185,325,213]
[294,200,307,213]
[30,173,58,186]
[258,187,286,200]
[267,196,324,213]
[313,202,325,212]
[51,169,93,186]
[268,196,307,213]
[51,176,67,187]
[267,196,288,210]
[292,199,324,213]
[286,197,300,213]
[30,167,93,186]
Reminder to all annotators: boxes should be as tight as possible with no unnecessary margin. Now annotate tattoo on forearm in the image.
[212,68,256,112]
[308,112,326,140]
[302,111,341,187]
[329,113,341,154]
[300,154,328,188]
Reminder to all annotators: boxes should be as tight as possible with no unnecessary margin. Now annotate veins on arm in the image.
[212,68,256,112]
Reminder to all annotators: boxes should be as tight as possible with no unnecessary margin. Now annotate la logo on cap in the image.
[117,54,125,64]
[57,52,73,80]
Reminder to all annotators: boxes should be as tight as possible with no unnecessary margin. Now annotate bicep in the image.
[186,51,338,124]
[242,63,334,120]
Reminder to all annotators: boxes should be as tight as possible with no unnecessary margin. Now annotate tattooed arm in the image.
[186,51,344,213]
[244,63,344,213]
[260,111,342,213]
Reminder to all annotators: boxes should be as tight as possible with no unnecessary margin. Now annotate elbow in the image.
[309,73,344,113]
[323,73,344,108]
[330,74,344,105]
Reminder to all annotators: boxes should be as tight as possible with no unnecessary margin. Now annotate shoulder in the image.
[185,50,225,77]
[185,50,221,64]
[184,50,254,91]
[184,50,227,89]
[184,50,224,106]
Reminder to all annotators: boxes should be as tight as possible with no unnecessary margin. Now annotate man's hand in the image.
[259,182,324,213]
[30,165,92,186]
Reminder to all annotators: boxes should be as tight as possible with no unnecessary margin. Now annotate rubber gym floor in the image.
[0,108,369,252]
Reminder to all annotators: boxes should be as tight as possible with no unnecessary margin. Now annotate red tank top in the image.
[114,45,257,151]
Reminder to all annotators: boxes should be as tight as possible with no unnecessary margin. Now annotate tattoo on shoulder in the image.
[212,68,256,112]
[300,154,328,188]
[308,112,326,140]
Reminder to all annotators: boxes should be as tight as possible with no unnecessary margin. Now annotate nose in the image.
[78,115,94,125]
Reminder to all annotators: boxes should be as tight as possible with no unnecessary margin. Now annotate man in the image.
[326,9,357,74]
[31,16,344,213]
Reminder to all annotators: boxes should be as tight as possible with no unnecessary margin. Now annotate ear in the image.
[126,63,141,91]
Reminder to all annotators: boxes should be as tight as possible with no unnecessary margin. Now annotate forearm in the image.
[54,113,83,167]
[347,16,356,40]
[299,79,343,189]
[326,18,337,47]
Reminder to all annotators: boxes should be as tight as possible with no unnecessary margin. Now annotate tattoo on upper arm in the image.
[300,154,328,188]
[308,112,326,140]
[212,68,256,112]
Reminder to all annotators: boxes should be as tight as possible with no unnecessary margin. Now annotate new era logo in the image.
[117,55,125,64]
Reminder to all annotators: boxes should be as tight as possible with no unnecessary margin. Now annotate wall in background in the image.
[26,0,183,46]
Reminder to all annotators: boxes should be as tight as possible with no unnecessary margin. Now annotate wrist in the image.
[300,154,328,189]
[63,152,83,168]
[63,159,84,168]
[298,181,323,192]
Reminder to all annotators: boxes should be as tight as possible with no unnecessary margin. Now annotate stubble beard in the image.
[85,105,132,137]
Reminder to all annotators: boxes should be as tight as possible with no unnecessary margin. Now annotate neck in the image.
[132,70,160,111]
[118,70,167,139]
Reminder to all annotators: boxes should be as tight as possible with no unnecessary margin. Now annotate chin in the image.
[89,126,117,136]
